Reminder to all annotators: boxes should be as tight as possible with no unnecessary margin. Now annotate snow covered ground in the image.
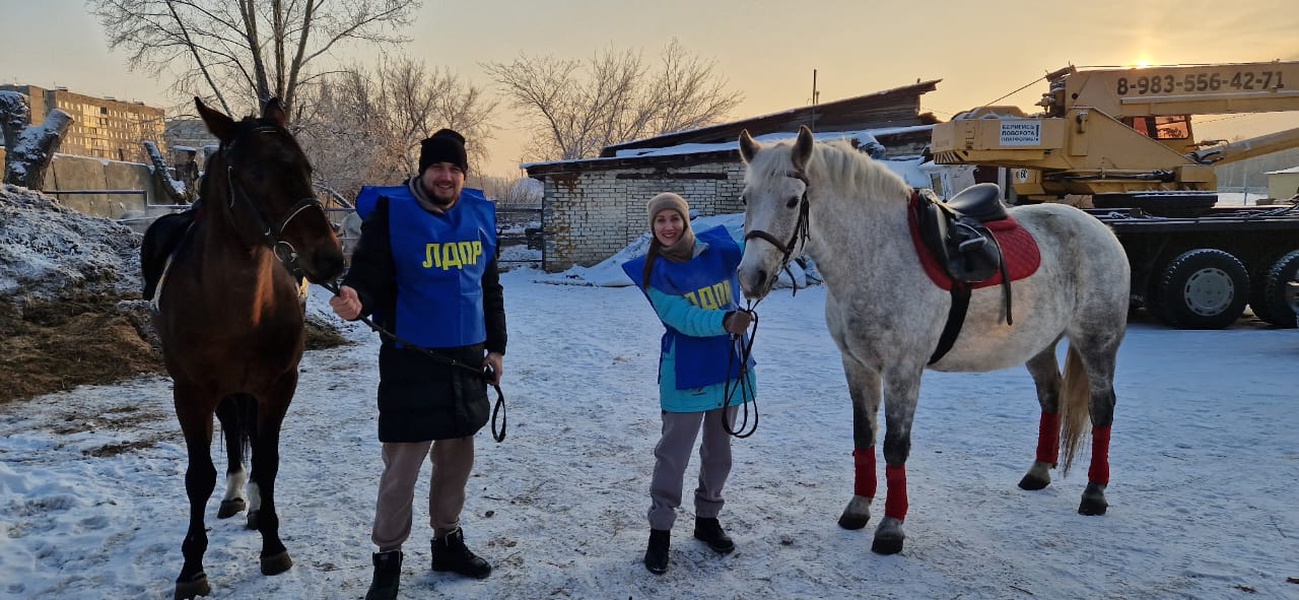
[2,268,1297,599]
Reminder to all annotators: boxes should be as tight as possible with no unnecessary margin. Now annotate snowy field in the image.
[2,269,1298,600]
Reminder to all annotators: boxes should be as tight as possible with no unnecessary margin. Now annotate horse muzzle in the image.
[737,253,777,300]
[300,246,346,284]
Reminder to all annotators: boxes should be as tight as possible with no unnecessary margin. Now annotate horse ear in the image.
[738,129,759,164]
[792,125,815,172]
[195,97,236,143]
[263,98,288,127]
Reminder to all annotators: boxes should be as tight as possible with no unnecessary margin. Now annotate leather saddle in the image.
[915,182,1006,284]
[911,182,1014,365]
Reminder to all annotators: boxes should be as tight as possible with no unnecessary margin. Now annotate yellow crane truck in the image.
[931,61,1299,329]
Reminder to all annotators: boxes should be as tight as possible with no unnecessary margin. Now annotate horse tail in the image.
[1057,343,1092,476]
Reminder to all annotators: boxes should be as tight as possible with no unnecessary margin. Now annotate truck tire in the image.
[1251,250,1299,328]
[1152,248,1250,329]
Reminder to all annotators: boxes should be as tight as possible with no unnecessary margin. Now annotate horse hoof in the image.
[838,495,872,530]
[1078,482,1108,516]
[261,550,293,576]
[246,510,259,530]
[870,535,904,555]
[174,572,211,599]
[1018,473,1050,491]
[217,498,246,519]
[871,517,905,555]
[838,513,869,530]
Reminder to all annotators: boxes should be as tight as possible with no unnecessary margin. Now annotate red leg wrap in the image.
[883,465,908,521]
[1087,425,1111,485]
[1036,412,1060,465]
[852,448,877,498]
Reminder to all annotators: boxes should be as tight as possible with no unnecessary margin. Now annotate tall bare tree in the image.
[483,39,744,161]
[89,0,420,115]
[294,56,497,202]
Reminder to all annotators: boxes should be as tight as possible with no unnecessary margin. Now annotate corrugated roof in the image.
[598,79,940,157]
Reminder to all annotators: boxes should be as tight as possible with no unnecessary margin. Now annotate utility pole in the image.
[810,69,820,132]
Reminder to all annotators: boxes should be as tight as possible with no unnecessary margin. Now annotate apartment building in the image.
[0,84,165,162]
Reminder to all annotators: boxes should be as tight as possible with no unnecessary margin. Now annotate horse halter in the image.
[223,161,326,277]
[742,170,811,294]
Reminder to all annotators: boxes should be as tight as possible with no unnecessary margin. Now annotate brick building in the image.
[523,80,948,272]
[0,84,166,163]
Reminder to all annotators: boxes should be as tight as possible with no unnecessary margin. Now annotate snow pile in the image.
[0,184,143,307]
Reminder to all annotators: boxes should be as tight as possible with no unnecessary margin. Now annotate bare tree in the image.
[483,39,744,161]
[294,56,497,202]
[476,174,542,206]
[89,0,420,115]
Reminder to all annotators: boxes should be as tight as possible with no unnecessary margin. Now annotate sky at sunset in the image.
[5,0,1299,177]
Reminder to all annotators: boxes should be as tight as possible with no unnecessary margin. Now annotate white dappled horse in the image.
[736,126,1130,555]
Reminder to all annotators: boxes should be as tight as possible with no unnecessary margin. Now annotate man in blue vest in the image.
[330,129,506,600]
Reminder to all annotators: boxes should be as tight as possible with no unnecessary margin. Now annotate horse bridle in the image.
[741,170,812,296]
[716,171,812,438]
[224,163,326,277]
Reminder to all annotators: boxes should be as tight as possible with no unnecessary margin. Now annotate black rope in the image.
[319,281,507,443]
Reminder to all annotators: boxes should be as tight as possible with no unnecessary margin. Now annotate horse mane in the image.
[747,136,912,206]
[807,140,912,204]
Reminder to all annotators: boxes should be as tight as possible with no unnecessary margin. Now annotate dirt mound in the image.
[0,185,346,404]
[0,296,162,403]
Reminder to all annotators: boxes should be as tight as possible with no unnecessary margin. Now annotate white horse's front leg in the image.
[872,367,922,555]
[837,352,882,531]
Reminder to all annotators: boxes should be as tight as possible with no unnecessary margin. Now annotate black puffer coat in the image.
[344,194,507,442]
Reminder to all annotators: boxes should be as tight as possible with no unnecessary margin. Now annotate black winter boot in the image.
[643,529,670,574]
[365,549,402,600]
[431,528,492,579]
[694,517,735,554]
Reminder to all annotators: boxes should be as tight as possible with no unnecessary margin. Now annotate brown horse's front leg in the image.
[249,375,297,576]
[174,389,217,600]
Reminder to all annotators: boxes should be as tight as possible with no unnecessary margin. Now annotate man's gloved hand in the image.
[724,309,753,335]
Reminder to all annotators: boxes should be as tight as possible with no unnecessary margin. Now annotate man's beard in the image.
[431,187,459,204]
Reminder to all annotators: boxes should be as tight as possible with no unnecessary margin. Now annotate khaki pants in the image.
[371,436,475,551]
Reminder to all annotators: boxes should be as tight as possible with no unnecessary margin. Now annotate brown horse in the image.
[143,97,344,599]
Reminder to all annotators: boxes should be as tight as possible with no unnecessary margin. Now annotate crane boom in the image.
[930,61,1299,202]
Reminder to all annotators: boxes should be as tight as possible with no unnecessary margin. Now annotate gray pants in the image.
[648,406,738,531]
[371,437,475,551]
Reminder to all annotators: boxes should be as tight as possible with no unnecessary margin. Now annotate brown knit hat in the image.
[647,192,690,228]
[644,192,695,276]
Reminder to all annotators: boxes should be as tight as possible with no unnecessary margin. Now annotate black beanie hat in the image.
[418,128,468,174]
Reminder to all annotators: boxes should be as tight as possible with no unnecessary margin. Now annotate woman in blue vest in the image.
[621,192,756,574]
[330,129,505,600]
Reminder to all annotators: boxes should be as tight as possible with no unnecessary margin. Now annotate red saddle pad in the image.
[906,205,1041,291]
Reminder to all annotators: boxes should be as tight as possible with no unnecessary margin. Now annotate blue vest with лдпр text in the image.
[623,225,752,390]
[360,184,497,348]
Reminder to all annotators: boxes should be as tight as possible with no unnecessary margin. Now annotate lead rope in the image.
[319,281,507,442]
[721,299,762,438]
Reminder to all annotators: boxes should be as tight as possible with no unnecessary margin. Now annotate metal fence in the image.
[42,189,148,199]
